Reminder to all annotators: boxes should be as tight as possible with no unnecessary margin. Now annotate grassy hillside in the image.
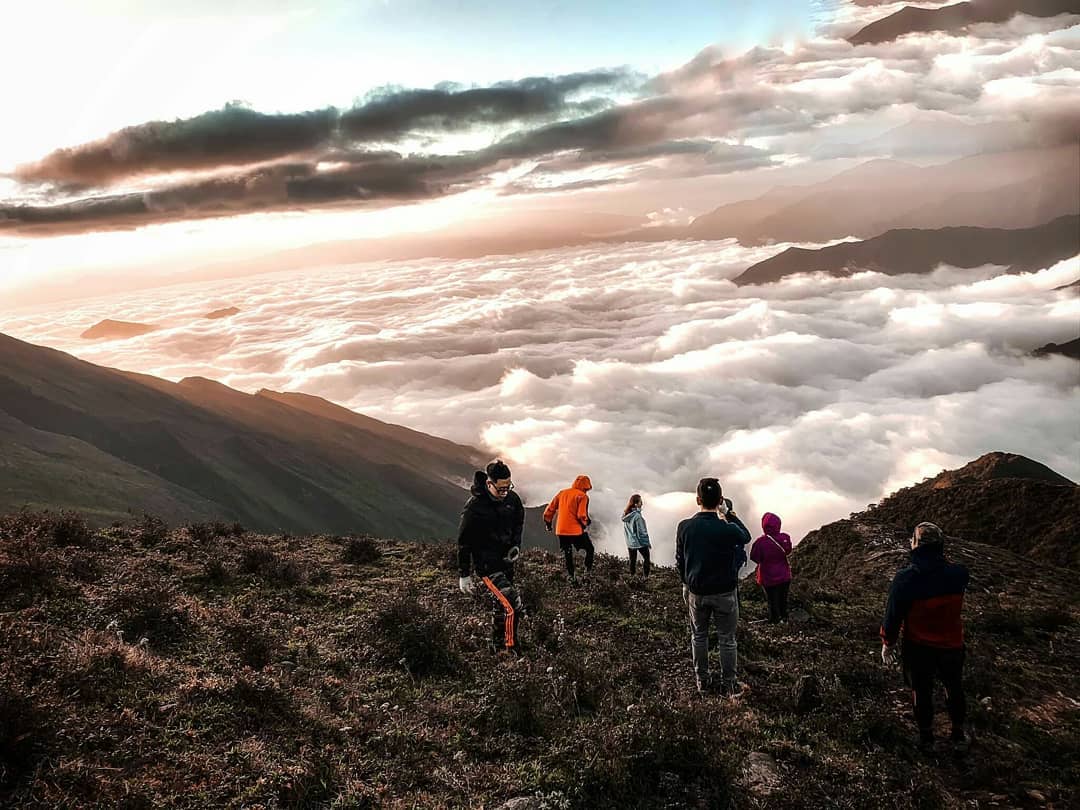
[0,333,485,539]
[2,508,1076,809]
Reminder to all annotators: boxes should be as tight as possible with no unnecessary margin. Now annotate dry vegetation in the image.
[1,509,1077,808]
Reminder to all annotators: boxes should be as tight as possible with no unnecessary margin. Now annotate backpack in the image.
[732,541,748,580]
[723,503,749,581]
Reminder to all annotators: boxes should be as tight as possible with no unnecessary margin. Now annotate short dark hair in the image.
[697,477,722,510]
[486,459,512,481]
[913,522,944,546]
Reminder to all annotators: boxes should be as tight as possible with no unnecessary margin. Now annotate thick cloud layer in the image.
[4,240,1077,563]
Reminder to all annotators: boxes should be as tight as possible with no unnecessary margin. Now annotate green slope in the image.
[0,332,487,540]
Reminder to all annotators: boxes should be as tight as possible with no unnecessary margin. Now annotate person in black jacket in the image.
[457,459,527,654]
[675,478,751,696]
[880,521,970,755]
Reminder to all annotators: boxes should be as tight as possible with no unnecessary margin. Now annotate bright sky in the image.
[0,0,815,167]
[0,0,819,302]
[2,1,1076,305]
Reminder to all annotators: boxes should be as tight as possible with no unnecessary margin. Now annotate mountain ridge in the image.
[848,0,1080,46]
[732,215,1080,285]
[0,332,487,539]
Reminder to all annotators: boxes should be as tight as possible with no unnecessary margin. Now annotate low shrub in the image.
[571,700,730,806]
[0,509,93,548]
[203,552,231,585]
[0,683,47,791]
[136,514,169,547]
[479,674,550,738]
[342,536,382,565]
[106,575,191,644]
[67,550,102,583]
[186,522,216,544]
[57,630,158,704]
[239,544,303,586]
[0,537,58,608]
[373,591,460,678]
[225,621,278,670]
[181,673,301,738]
[559,649,608,715]
[588,575,628,612]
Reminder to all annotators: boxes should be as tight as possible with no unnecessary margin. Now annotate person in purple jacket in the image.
[749,512,793,624]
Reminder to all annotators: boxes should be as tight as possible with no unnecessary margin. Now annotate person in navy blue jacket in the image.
[880,522,970,754]
[676,478,751,696]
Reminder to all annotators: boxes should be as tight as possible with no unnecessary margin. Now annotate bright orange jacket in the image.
[543,475,592,536]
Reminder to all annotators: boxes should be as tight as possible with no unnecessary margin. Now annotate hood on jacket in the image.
[762,512,782,535]
[911,543,946,570]
[621,508,640,523]
[573,475,592,491]
[470,470,489,496]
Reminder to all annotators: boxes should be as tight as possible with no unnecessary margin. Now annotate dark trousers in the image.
[480,568,524,650]
[764,581,790,623]
[629,547,651,576]
[903,642,966,741]
[558,533,594,577]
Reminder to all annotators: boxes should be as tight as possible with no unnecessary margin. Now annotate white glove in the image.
[459,576,474,594]
[682,584,690,604]
[881,644,900,668]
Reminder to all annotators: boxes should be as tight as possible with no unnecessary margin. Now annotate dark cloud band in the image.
[12,69,637,190]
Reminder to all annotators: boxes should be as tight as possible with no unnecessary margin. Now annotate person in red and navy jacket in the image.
[880,521,970,754]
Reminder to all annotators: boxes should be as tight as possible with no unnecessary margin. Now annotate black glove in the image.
[544,521,553,532]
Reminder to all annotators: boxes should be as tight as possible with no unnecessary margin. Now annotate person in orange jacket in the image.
[544,475,594,584]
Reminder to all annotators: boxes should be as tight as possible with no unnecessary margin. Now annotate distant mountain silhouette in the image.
[689,146,1079,245]
[848,1,1080,46]
[203,307,240,319]
[732,215,1079,285]
[80,319,158,340]
[1033,337,1080,359]
[0,332,490,539]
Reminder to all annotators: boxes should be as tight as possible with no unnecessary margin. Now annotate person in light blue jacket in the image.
[621,493,652,577]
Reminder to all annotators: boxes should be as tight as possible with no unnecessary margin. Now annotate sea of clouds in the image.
[3,239,1078,562]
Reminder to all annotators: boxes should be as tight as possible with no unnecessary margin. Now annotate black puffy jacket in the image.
[457,476,525,577]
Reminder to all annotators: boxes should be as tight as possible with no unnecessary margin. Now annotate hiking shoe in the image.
[721,680,745,700]
[695,675,711,695]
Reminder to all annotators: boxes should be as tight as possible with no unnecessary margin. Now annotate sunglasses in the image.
[489,481,514,493]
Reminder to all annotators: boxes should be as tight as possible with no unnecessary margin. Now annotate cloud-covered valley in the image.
[3,240,1077,562]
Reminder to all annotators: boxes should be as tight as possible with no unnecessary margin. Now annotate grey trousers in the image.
[688,589,739,684]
